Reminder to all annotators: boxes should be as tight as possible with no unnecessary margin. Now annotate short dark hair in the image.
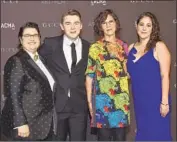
[61,9,81,23]
[18,22,41,49]
[94,9,121,39]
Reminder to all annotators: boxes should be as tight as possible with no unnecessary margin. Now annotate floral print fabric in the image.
[85,39,130,128]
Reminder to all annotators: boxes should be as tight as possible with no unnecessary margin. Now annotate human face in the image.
[60,15,82,40]
[136,16,152,40]
[20,28,40,54]
[101,14,117,37]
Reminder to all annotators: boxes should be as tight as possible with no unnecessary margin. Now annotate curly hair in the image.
[94,9,121,39]
[136,12,161,51]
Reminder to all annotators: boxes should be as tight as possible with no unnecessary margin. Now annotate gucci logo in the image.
[1,47,18,53]
[130,0,153,3]
[42,22,60,28]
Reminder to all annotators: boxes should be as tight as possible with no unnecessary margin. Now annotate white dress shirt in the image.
[63,35,82,97]
[63,34,82,72]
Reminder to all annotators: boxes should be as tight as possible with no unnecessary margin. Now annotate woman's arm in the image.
[85,76,93,116]
[4,56,30,137]
[155,41,171,117]
[85,44,96,117]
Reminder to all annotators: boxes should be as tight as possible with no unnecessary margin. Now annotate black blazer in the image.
[1,49,55,140]
[39,35,90,113]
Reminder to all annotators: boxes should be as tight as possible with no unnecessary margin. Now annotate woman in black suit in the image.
[1,22,56,141]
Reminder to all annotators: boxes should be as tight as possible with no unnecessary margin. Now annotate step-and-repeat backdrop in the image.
[1,0,176,140]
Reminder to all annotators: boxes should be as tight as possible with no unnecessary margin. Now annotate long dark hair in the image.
[94,9,121,40]
[17,22,41,49]
[136,12,161,51]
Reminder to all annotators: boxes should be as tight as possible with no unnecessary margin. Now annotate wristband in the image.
[161,102,169,106]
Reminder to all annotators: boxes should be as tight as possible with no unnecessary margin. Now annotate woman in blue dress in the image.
[127,12,172,141]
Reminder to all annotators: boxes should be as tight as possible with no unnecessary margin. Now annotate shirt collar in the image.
[24,49,38,60]
[63,34,80,46]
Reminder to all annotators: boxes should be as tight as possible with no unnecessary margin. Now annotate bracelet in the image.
[161,102,169,106]
[90,110,93,114]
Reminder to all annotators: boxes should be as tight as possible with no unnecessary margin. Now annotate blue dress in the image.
[127,47,172,141]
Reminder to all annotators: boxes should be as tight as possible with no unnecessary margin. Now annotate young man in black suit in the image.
[39,9,90,141]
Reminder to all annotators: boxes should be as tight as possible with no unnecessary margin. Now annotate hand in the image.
[17,124,30,137]
[89,110,94,127]
[127,72,130,79]
[88,102,93,117]
[160,103,169,117]
[89,110,94,118]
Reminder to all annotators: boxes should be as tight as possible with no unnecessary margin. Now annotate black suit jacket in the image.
[39,35,90,113]
[1,49,55,140]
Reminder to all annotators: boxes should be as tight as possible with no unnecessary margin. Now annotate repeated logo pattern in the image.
[1,23,15,30]
[90,0,107,6]
[41,0,66,4]
[1,0,18,4]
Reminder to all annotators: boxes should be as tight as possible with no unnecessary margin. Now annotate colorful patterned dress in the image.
[85,39,130,128]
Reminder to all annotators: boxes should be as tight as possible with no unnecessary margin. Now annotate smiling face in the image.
[60,15,83,40]
[20,27,40,53]
[101,14,117,37]
[136,16,153,40]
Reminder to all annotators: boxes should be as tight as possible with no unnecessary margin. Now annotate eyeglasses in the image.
[102,20,115,25]
[22,34,40,39]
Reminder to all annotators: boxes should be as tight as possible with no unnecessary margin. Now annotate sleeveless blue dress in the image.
[127,47,172,141]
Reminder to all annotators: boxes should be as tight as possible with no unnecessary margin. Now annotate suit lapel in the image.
[27,56,49,82]
[52,36,70,73]
[72,39,88,73]
[51,36,89,74]
[20,50,49,83]
[19,50,56,94]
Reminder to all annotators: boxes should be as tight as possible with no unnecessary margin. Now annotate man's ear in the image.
[80,22,83,30]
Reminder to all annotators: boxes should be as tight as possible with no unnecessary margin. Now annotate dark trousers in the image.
[97,127,126,141]
[55,101,88,141]
[56,112,87,141]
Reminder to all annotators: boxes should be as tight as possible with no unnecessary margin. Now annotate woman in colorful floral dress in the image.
[85,9,130,141]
